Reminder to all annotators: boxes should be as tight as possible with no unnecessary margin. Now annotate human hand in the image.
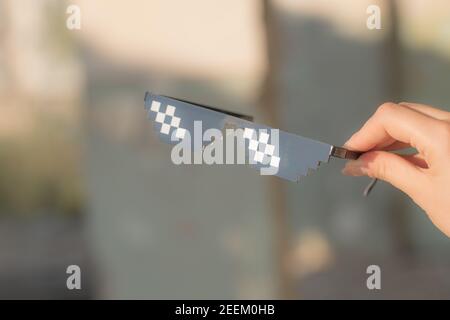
[342,102,450,237]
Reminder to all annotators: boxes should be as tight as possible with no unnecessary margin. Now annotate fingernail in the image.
[342,159,365,176]
[343,141,356,151]
[343,132,360,150]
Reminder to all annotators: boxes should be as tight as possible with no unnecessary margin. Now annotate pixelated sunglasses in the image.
[144,92,376,195]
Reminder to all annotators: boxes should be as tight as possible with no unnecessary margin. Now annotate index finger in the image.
[345,103,445,161]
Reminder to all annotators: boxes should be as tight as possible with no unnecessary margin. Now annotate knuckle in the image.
[376,102,397,117]
[433,122,450,153]
[365,152,387,180]
[399,101,410,107]
[373,159,387,180]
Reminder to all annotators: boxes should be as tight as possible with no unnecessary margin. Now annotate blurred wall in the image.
[0,0,90,299]
[75,0,278,299]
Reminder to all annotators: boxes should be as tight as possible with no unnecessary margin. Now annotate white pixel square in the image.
[155,112,165,123]
[166,105,176,116]
[151,101,161,112]
[160,123,171,135]
[175,128,186,139]
[171,116,180,127]
[249,139,259,151]
[254,151,264,163]
[270,156,280,168]
[259,132,270,144]
[264,144,275,156]
[243,128,254,139]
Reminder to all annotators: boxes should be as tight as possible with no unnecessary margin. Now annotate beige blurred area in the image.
[74,0,266,80]
[0,0,84,213]
[0,0,450,299]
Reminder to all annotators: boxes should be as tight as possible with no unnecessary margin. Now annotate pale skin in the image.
[342,102,450,237]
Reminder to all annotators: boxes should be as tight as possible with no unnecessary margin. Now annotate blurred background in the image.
[1,0,450,299]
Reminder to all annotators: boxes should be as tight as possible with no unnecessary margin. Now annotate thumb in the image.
[342,151,425,198]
